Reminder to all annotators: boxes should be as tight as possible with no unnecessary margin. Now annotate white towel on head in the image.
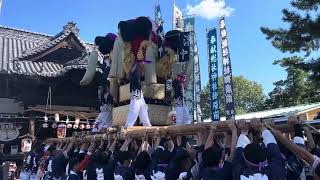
[178,172,188,180]
[135,174,146,180]
[114,174,124,180]
[150,171,166,180]
[96,168,104,180]
[44,145,50,151]
[240,173,268,180]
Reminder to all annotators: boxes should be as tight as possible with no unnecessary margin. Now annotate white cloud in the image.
[186,0,234,20]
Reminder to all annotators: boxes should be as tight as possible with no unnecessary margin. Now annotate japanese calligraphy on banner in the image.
[183,17,202,122]
[155,3,165,58]
[219,17,235,120]
[192,33,202,123]
[180,17,194,122]
[155,3,164,27]
[178,32,191,62]
[207,28,220,121]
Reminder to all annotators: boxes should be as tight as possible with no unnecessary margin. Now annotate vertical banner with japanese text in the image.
[193,32,202,122]
[181,17,195,121]
[155,3,165,58]
[207,28,220,121]
[183,16,202,122]
[219,17,235,120]
[173,2,183,31]
[155,3,164,28]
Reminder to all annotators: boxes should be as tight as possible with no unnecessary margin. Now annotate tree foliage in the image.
[261,0,320,108]
[265,56,320,108]
[261,0,320,87]
[201,76,266,120]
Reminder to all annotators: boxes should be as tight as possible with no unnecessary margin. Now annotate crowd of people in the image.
[19,117,320,180]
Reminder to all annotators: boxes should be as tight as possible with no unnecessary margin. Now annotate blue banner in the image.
[219,17,235,120]
[207,28,220,121]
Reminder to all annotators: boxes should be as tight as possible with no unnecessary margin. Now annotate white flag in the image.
[173,3,183,31]
[0,0,2,14]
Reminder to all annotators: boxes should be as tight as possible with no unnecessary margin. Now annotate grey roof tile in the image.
[0,23,100,77]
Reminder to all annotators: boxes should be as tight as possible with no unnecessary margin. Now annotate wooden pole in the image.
[47,117,320,143]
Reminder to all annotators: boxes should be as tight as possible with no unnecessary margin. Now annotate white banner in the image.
[173,3,183,31]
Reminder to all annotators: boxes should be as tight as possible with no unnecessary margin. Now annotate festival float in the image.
[79,16,193,130]
[1,3,320,172]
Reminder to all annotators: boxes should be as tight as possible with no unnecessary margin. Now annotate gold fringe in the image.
[156,47,177,79]
[123,42,133,76]
[137,40,149,61]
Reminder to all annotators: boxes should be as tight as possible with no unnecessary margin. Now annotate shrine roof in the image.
[0,22,100,77]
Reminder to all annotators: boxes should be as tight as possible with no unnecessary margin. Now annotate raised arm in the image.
[251,119,285,180]
[98,135,106,151]
[227,121,238,160]
[120,137,132,152]
[303,126,316,151]
[108,135,118,154]
[232,119,250,178]
[79,138,96,172]
[265,123,315,166]
[64,139,75,159]
[204,125,216,150]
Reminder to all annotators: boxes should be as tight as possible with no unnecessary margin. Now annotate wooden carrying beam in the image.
[47,118,320,143]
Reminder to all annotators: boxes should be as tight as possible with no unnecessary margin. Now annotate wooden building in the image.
[0,22,100,156]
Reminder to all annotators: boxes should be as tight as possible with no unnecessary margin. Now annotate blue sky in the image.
[0,0,292,94]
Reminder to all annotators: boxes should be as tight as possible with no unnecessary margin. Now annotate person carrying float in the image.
[93,80,114,132]
[170,73,192,125]
[125,61,152,128]
[84,33,116,132]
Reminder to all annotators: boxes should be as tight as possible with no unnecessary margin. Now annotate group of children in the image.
[20,116,320,180]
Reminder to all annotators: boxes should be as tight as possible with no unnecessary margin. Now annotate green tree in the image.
[201,76,266,120]
[265,56,320,108]
[260,0,320,87]
[265,56,309,108]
